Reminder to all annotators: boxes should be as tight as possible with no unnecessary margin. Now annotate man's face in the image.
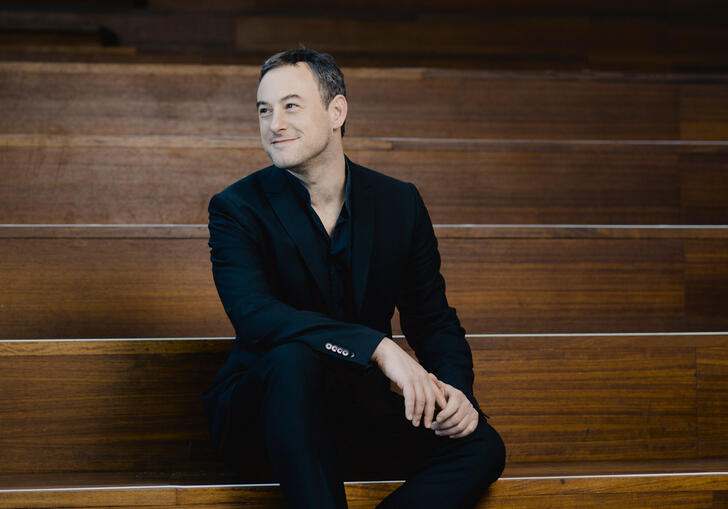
[256,63,338,170]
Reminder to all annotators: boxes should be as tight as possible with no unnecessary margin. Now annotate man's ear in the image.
[328,94,348,132]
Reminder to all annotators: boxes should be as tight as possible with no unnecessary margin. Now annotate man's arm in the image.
[209,191,384,366]
[397,184,482,437]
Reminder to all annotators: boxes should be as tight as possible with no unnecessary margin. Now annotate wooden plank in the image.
[3,138,728,225]
[0,472,727,508]
[0,335,725,472]
[681,84,728,140]
[3,236,728,338]
[698,347,728,458]
[477,344,697,462]
[2,226,728,241]
[7,63,728,139]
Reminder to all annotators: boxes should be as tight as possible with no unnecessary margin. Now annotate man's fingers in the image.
[435,405,468,431]
[423,385,436,428]
[403,385,414,421]
[448,417,479,439]
[433,394,459,425]
[413,383,426,426]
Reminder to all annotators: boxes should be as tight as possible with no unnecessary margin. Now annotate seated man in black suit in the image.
[204,48,505,509]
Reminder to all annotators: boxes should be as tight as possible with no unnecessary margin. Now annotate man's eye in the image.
[258,107,270,116]
[286,103,298,110]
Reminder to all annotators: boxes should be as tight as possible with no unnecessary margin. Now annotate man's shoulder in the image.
[214,165,277,203]
[348,159,415,196]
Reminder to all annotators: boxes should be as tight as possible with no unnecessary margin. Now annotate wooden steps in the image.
[1,59,726,507]
[2,335,727,472]
[2,226,727,337]
[2,1,728,72]
[2,135,728,225]
[2,63,728,140]
[1,461,728,508]
[0,225,728,338]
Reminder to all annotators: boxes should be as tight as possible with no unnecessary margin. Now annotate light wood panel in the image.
[3,63,727,140]
[2,137,728,225]
[3,234,728,338]
[1,336,727,473]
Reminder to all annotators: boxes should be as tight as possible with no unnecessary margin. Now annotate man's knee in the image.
[467,420,506,485]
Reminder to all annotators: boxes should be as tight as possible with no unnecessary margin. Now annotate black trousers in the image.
[219,342,506,509]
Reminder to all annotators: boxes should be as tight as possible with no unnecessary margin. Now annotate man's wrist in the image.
[370,336,393,363]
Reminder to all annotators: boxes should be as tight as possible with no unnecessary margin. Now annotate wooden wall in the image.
[1,1,727,71]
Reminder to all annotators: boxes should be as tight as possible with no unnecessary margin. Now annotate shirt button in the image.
[336,347,343,354]
[342,349,349,356]
[325,343,332,350]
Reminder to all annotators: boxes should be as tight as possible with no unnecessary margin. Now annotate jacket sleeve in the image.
[396,184,482,414]
[208,191,385,366]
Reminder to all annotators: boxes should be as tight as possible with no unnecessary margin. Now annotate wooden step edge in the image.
[3,134,728,151]
[3,333,728,355]
[2,60,728,84]
[1,224,727,240]
[1,471,727,508]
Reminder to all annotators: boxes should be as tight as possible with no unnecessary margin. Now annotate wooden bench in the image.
[2,226,727,338]
[2,135,727,225]
[2,335,727,468]
[1,63,727,140]
[1,337,727,506]
[2,463,728,508]
[3,1,728,72]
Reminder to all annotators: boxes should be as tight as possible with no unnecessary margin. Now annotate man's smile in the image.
[270,137,298,146]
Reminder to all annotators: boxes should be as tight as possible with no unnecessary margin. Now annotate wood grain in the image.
[3,235,728,338]
[2,138,728,225]
[3,474,725,508]
[1,335,726,472]
[698,347,728,457]
[3,63,727,140]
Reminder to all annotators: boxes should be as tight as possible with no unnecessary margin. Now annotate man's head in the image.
[259,48,347,136]
[256,48,348,170]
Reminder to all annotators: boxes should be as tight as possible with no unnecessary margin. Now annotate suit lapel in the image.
[349,161,375,318]
[260,166,333,311]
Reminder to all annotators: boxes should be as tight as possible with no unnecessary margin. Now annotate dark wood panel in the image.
[697,347,728,457]
[0,238,231,339]
[3,237,728,338]
[0,340,227,474]
[2,138,727,225]
[440,238,688,334]
[0,335,725,473]
[5,63,723,140]
[679,151,728,224]
[680,84,728,140]
[3,2,728,74]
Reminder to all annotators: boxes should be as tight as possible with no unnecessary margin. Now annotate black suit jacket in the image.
[204,158,478,448]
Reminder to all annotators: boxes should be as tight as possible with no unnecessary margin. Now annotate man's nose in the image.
[270,108,287,133]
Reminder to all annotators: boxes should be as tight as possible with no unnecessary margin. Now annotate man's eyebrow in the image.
[256,94,303,108]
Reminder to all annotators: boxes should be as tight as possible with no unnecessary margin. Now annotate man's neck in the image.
[287,152,347,209]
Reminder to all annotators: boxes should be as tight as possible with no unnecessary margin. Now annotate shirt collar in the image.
[284,161,351,217]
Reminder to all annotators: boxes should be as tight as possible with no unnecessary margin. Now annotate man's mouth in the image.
[270,137,297,145]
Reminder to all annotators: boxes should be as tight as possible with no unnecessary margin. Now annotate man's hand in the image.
[431,379,480,439]
[371,338,447,429]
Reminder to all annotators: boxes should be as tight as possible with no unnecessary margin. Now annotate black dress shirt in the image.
[284,164,355,323]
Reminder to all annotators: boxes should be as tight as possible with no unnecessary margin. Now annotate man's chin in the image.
[265,151,300,170]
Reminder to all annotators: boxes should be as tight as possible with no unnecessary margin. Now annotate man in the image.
[204,48,505,508]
